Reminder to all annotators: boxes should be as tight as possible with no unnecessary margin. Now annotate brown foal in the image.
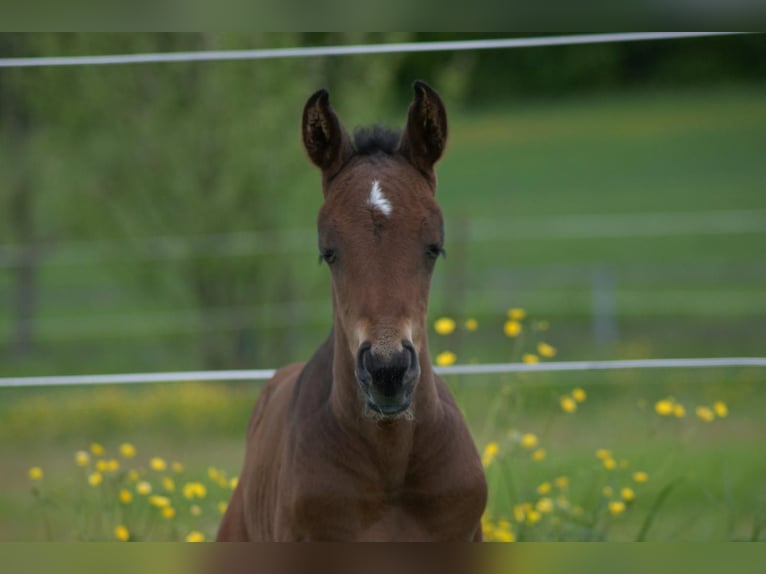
[216,81,487,541]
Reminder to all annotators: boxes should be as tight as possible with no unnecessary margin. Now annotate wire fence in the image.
[1,357,765,388]
[1,32,763,389]
[0,33,750,69]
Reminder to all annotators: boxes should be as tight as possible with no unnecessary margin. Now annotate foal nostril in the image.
[356,342,372,384]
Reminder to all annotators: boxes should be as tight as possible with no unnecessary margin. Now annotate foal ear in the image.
[302,89,354,180]
[398,80,448,178]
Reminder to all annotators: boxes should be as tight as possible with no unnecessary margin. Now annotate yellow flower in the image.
[526,510,542,524]
[190,504,202,517]
[520,433,539,449]
[603,458,617,470]
[218,501,228,514]
[150,457,167,472]
[536,482,551,495]
[163,477,175,492]
[208,467,220,482]
[560,396,577,413]
[464,318,478,331]
[673,404,686,418]
[90,443,105,456]
[522,353,538,364]
[88,472,103,487]
[98,459,119,473]
[632,471,649,483]
[183,482,207,500]
[696,406,715,422]
[655,399,674,416]
[572,388,587,403]
[556,496,570,509]
[172,462,184,473]
[75,451,90,467]
[28,467,43,481]
[554,476,569,489]
[149,495,170,508]
[713,401,728,418]
[532,448,547,462]
[128,470,140,482]
[96,459,109,472]
[507,308,526,320]
[185,531,205,543]
[482,442,500,467]
[537,342,556,358]
[513,504,526,523]
[595,448,612,460]
[120,443,136,458]
[435,351,457,367]
[608,500,626,516]
[114,525,130,542]
[119,489,133,504]
[504,320,522,337]
[136,481,152,495]
[229,477,238,490]
[494,528,515,542]
[602,486,613,497]
[536,497,554,514]
[162,507,176,520]
[621,487,636,501]
[534,320,550,331]
[434,317,456,335]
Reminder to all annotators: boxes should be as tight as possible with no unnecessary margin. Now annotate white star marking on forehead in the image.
[367,180,392,217]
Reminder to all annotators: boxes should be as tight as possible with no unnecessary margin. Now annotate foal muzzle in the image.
[355,340,420,416]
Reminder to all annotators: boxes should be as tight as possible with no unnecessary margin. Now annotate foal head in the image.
[302,81,448,418]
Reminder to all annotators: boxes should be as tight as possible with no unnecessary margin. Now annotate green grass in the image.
[1,366,764,541]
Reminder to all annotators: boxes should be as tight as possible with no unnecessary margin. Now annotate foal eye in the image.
[319,248,337,265]
[426,244,445,260]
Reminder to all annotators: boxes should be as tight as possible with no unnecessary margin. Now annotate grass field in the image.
[1,85,765,540]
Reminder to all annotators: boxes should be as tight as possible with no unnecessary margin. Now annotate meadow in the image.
[1,85,765,541]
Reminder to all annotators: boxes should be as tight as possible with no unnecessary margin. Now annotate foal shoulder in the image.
[246,362,304,438]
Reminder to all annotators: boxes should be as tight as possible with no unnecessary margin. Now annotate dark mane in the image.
[353,125,401,156]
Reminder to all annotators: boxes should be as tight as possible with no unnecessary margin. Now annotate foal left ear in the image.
[398,80,448,179]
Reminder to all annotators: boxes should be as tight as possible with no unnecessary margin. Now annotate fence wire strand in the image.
[1,358,765,388]
[0,33,749,68]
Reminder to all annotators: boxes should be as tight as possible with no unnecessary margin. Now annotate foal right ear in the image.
[302,89,354,181]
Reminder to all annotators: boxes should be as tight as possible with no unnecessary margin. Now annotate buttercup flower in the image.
[532,448,546,462]
[75,451,90,467]
[120,443,136,458]
[655,399,674,416]
[150,457,167,472]
[554,476,569,489]
[185,531,205,543]
[114,525,130,542]
[632,471,649,483]
[162,507,176,520]
[482,443,500,467]
[90,443,105,456]
[434,317,456,335]
[572,388,587,403]
[537,342,556,358]
[595,449,612,460]
[119,489,133,504]
[536,482,551,495]
[28,467,43,481]
[435,351,457,367]
[522,353,539,364]
[136,481,152,495]
[673,404,686,418]
[464,318,478,331]
[507,308,526,320]
[536,497,554,513]
[603,458,617,470]
[696,406,715,422]
[560,396,577,413]
[608,500,626,515]
[713,401,728,418]
[621,487,636,501]
[504,320,522,337]
[520,433,539,449]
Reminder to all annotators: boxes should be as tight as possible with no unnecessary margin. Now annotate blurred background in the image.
[1,33,764,541]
